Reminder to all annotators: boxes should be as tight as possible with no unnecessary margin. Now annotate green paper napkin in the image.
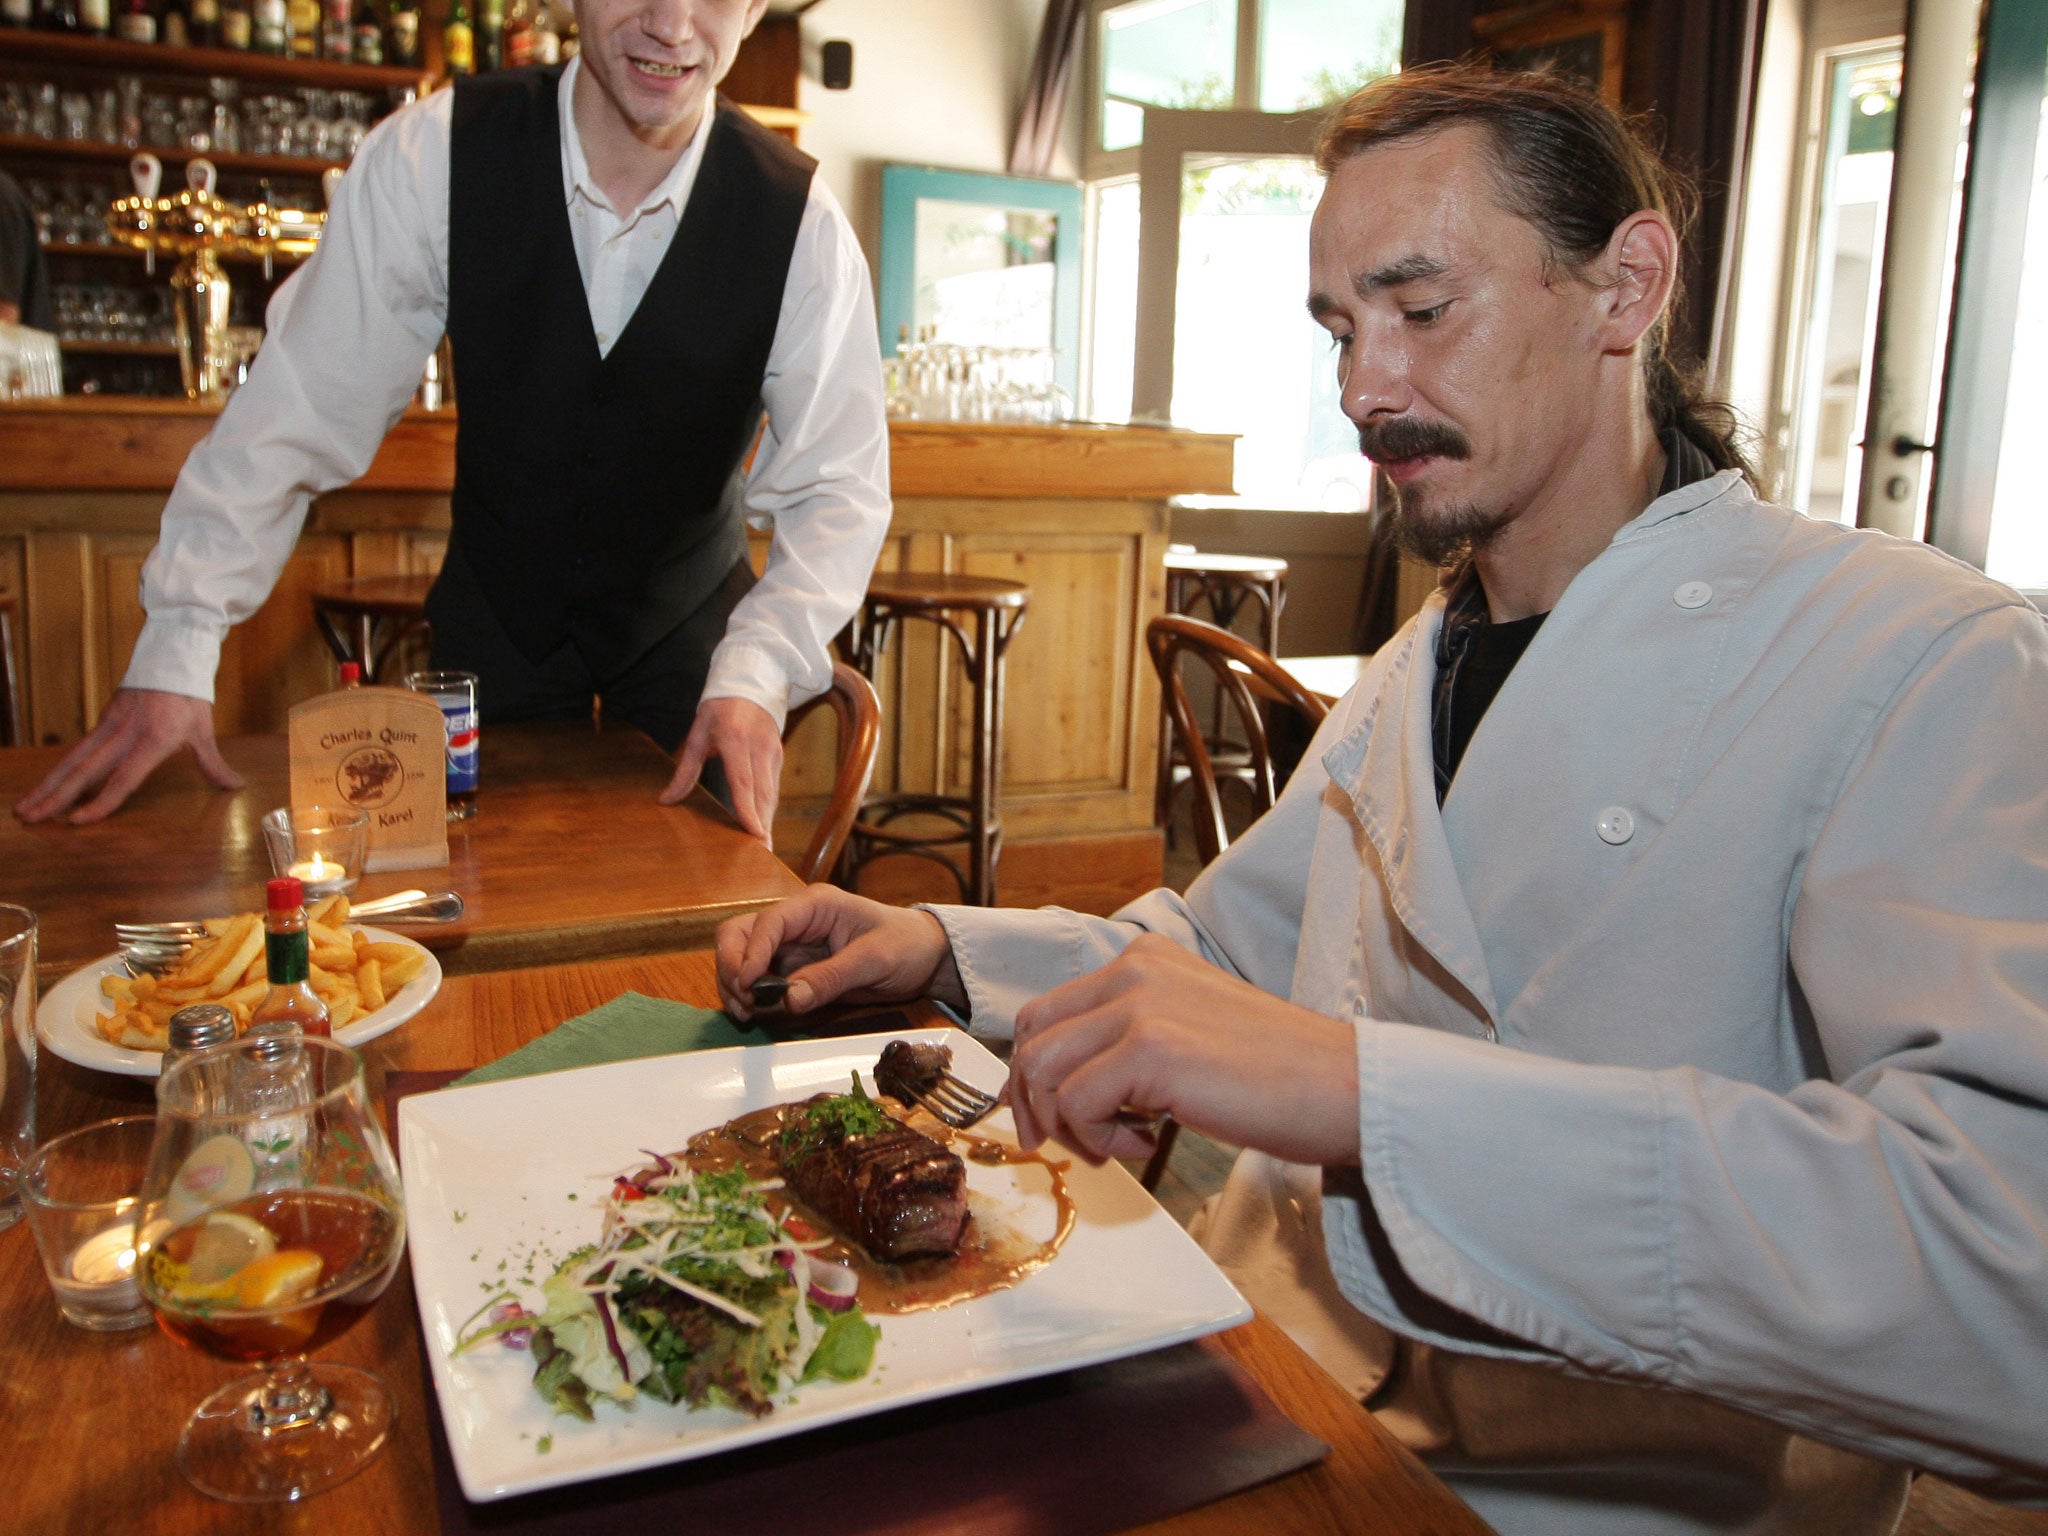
[454,991,773,1086]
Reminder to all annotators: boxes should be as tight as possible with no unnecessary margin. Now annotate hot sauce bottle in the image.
[248,877,332,1040]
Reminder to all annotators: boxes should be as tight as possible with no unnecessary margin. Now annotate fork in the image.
[116,889,464,945]
[890,1065,1168,1137]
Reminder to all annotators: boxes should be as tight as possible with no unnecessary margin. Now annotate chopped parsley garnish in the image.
[780,1074,892,1159]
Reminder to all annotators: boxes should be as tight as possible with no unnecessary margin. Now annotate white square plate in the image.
[401,1027,1252,1503]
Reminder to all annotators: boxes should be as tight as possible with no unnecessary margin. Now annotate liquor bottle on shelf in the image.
[500,0,529,67]
[251,0,285,51]
[188,0,218,44]
[285,0,317,57]
[161,0,189,46]
[3,0,32,30]
[382,0,415,64]
[476,0,500,69]
[40,0,82,32]
[319,0,348,58]
[441,0,472,74]
[350,0,379,62]
[528,0,556,63]
[113,0,158,45]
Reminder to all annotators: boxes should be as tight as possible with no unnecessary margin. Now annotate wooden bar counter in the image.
[0,402,1234,914]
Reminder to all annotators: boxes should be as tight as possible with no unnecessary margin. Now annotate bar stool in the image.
[0,590,21,747]
[1164,549,1287,653]
[310,575,436,683]
[1156,550,1289,828]
[839,572,1029,907]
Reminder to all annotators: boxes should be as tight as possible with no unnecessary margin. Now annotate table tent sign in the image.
[289,685,449,872]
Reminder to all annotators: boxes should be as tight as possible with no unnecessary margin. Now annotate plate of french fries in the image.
[38,892,442,1077]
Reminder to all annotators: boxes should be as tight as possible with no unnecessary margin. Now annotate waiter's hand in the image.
[663,695,782,843]
[1009,934,1361,1167]
[13,687,244,825]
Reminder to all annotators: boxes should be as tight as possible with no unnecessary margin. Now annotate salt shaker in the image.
[159,1004,237,1103]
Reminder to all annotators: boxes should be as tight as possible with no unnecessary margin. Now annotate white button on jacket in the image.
[1595,806,1635,844]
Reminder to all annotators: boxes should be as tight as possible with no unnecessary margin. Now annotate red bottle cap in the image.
[338,661,361,686]
[266,876,304,912]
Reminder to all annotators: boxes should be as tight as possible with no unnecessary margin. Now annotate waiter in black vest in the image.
[15,0,890,839]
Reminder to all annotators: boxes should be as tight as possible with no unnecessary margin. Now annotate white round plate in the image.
[38,926,443,1078]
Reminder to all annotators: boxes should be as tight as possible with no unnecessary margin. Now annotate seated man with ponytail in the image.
[716,63,2048,1535]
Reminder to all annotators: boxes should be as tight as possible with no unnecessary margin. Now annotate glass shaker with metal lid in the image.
[159,1003,237,1103]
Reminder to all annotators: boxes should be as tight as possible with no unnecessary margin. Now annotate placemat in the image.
[385,1069,1330,1536]
[452,991,772,1085]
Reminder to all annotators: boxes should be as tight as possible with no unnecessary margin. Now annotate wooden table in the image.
[7,948,1493,1536]
[1,720,803,981]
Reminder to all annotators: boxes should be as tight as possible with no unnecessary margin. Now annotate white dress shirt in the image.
[124,57,890,728]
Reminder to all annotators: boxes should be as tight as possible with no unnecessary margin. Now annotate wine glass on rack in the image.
[135,1035,407,1503]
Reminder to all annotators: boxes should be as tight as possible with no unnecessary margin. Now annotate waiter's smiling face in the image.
[1307,123,1615,564]
[575,0,770,147]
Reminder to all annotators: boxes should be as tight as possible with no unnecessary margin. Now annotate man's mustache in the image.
[1356,416,1473,464]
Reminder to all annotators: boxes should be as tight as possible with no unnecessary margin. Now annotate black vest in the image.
[446,68,814,673]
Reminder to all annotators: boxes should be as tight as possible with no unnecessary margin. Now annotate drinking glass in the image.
[20,1116,155,1330]
[136,1036,406,1503]
[0,906,36,1232]
[260,805,369,896]
[406,669,479,820]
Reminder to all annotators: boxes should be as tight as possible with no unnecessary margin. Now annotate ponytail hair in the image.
[1317,63,1755,485]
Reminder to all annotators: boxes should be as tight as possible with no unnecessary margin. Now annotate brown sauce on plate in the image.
[677,1103,1075,1315]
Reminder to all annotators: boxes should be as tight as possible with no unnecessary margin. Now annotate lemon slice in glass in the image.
[182,1210,279,1285]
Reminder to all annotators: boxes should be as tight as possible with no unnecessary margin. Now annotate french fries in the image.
[96,894,428,1052]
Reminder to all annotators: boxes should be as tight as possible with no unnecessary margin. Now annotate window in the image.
[1083,0,1402,507]
[1786,48,1902,524]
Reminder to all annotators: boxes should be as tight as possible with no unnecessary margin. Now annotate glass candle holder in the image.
[260,806,369,897]
[20,1116,156,1331]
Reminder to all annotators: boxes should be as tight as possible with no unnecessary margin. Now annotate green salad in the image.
[458,1154,878,1420]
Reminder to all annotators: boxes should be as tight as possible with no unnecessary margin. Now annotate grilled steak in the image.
[778,1091,968,1261]
[875,1039,953,1106]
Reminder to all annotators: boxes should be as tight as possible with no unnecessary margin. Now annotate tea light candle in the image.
[68,1225,141,1308]
[288,853,349,895]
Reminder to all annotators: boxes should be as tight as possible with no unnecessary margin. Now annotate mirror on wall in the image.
[878,164,1084,404]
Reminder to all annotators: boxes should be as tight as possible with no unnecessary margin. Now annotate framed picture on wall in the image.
[1474,0,1628,106]
[877,164,1085,403]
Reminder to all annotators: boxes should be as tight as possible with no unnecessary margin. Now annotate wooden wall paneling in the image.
[957,532,1137,799]
[207,539,351,735]
[23,531,92,746]
[92,533,156,720]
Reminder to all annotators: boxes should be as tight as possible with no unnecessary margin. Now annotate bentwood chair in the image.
[1147,614,1330,870]
[1155,549,1290,831]
[0,590,21,747]
[1141,615,1331,1191]
[781,661,883,886]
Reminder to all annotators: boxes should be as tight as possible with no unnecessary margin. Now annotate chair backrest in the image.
[782,661,882,885]
[1146,614,1330,868]
[0,591,20,749]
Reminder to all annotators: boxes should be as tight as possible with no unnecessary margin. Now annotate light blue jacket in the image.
[933,473,2048,1535]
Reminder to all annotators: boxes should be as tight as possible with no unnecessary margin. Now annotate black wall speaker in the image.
[820,39,854,90]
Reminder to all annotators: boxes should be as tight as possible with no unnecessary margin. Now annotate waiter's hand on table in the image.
[12,687,243,824]
[1010,935,1361,1167]
[716,885,969,1020]
[663,696,782,843]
